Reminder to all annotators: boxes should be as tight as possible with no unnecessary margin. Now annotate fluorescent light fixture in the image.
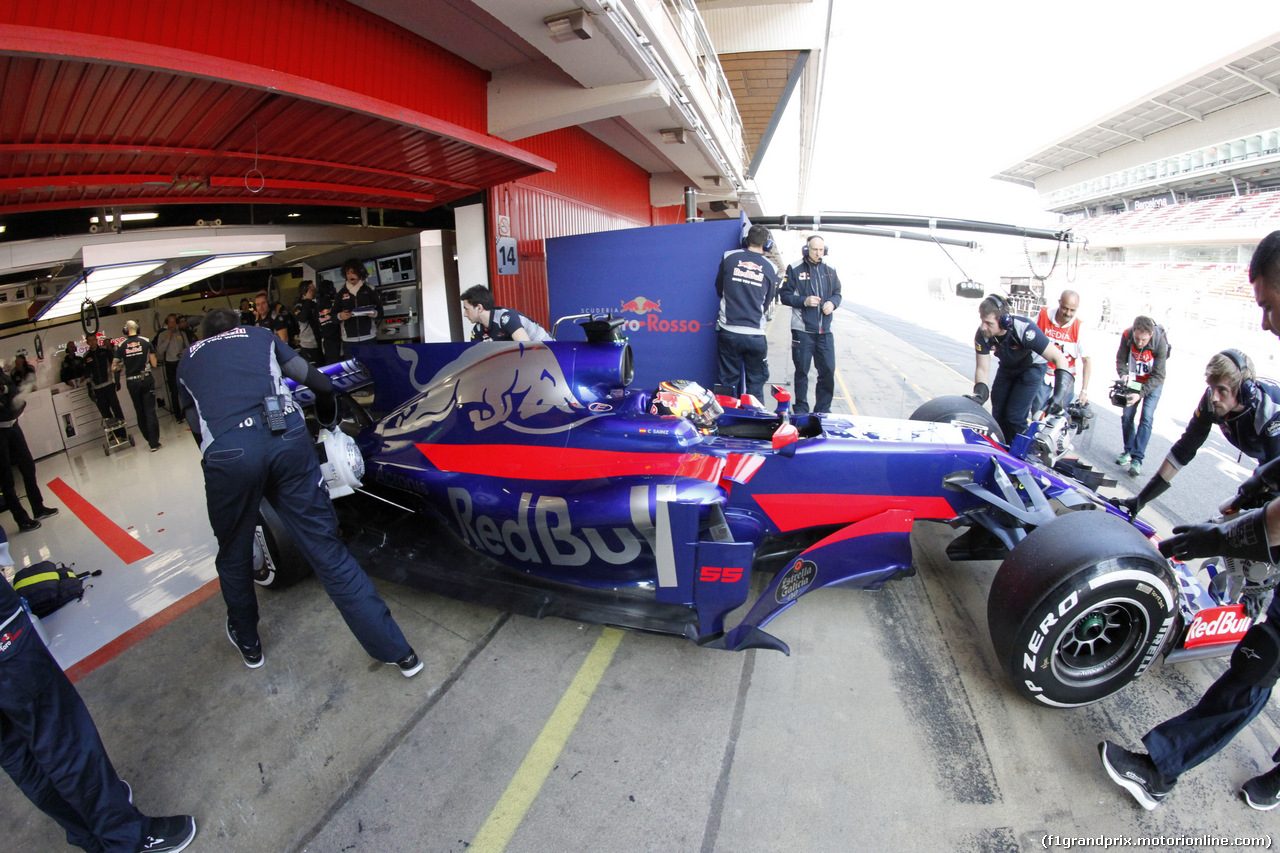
[287,212,301,218]
[83,234,285,268]
[89,212,159,223]
[0,225,6,234]
[113,253,272,306]
[36,261,164,321]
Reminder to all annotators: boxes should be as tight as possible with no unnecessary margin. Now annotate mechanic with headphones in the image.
[1117,349,1280,524]
[175,308,423,677]
[780,234,841,414]
[1114,315,1170,477]
[969,293,1073,444]
[715,224,779,399]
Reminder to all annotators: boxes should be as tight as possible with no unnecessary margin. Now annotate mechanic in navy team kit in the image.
[1114,315,1170,477]
[1102,231,1280,812]
[969,294,1073,443]
[82,334,127,443]
[336,259,382,357]
[176,308,422,676]
[252,291,289,341]
[0,369,59,532]
[780,235,841,414]
[0,525,198,853]
[461,284,551,342]
[111,320,161,452]
[714,224,778,399]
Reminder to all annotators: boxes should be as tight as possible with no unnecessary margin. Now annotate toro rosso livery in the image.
[267,335,1254,708]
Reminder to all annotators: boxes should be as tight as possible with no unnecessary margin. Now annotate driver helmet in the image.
[649,379,722,431]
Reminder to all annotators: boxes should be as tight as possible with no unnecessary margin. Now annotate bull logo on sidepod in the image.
[380,343,581,436]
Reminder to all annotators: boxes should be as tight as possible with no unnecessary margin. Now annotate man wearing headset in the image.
[1102,232,1280,812]
[715,224,778,399]
[1116,349,1280,523]
[780,235,841,414]
[969,294,1073,444]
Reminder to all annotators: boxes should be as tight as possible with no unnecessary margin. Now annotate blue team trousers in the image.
[990,363,1047,444]
[1143,594,1280,782]
[201,422,411,663]
[0,606,145,852]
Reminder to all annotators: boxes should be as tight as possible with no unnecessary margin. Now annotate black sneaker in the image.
[390,649,423,678]
[16,518,40,533]
[226,619,264,669]
[1099,741,1173,810]
[141,815,196,852]
[1243,765,1280,810]
[33,507,59,520]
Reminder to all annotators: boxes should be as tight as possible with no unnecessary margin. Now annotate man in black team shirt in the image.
[111,320,161,452]
[715,224,778,399]
[461,284,550,342]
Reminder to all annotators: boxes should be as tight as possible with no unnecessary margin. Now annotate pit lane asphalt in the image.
[8,296,1280,853]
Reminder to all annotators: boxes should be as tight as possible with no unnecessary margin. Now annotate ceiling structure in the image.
[995,33,1280,212]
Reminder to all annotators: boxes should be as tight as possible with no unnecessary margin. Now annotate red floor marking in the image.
[47,477,155,564]
[66,578,221,684]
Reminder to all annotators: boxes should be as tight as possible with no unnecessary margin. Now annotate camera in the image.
[1109,377,1141,407]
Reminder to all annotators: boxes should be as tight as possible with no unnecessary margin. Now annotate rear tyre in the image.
[909,395,1005,445]
[988,511,1177,707]
[253,500,311,590]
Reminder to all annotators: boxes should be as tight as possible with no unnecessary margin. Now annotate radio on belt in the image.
[262,395,287,433]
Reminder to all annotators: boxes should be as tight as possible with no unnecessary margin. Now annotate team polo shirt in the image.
[471,308,551,342]
[1169,379,1280,470]
[177,324,303,454]
[115,335,154,379]
[974,316,1052,369]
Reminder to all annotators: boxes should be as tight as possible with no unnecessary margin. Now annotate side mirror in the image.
[955,280,985,299]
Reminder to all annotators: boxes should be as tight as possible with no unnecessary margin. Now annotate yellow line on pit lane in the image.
[469,627,625,853]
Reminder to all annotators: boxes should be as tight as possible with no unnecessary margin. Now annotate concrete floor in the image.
[5,292,1280,852]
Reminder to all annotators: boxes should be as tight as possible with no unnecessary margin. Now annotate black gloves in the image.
[1241,587,1273,621]
[1234,457,1280,512]
[1160,508,1275,562]
[1045,369,1075,416]
[965,382,990,406]
[1111,474,1172,520]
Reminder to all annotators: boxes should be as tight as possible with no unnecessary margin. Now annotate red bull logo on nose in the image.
[620,296,662,315]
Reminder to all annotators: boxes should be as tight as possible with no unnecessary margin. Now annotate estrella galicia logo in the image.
[776,558,817,603]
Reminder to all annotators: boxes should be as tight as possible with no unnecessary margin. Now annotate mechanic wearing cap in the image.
[969,294,1073,444]
[461,284,551,342]
[176,308,422,676]
[111,320,161,452]
[780,235,841,414]
[335,259,382,357]
[1114,315,1170,477]
[715,224,778,399]
[0,526,197,852]
[1101,232,1280,812]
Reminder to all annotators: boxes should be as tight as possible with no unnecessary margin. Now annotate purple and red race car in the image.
[262,324,1254,708]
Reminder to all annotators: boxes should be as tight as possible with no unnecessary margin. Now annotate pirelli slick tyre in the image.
[987,511,1177,707]
[909,395,1005,446]
[253,500,312,590]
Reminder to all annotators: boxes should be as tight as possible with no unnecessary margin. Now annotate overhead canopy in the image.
[0,30,555,216]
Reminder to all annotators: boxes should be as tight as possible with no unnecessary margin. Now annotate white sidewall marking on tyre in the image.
[1087,568,1175,609]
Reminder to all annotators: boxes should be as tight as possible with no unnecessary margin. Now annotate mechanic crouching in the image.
[176,308,422,677]
[968,294,1073,443]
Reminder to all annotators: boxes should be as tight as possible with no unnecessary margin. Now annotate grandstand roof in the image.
[994,32,1280,191]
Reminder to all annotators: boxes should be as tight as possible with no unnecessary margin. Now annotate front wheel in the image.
[987,511,1177,707]
[909,395,1005,445]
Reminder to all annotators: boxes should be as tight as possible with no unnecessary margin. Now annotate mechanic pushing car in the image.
[968,293,1074,443]
[176,307,423,676]
[1101,231,1280,812]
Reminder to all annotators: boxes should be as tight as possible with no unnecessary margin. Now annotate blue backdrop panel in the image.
[546,219,742,393]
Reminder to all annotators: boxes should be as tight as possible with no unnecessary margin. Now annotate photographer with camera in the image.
[969,294,1073,444]
[1114,315,1169,477]
[1115,350,1280,525]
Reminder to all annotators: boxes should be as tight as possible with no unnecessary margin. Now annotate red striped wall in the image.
[491,127,677,326]
[0,0,488,132]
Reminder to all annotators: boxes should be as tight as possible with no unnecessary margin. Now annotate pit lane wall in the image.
[546,218,742,392]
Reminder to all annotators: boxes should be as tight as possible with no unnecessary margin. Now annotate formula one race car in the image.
[259,326,1255,708]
